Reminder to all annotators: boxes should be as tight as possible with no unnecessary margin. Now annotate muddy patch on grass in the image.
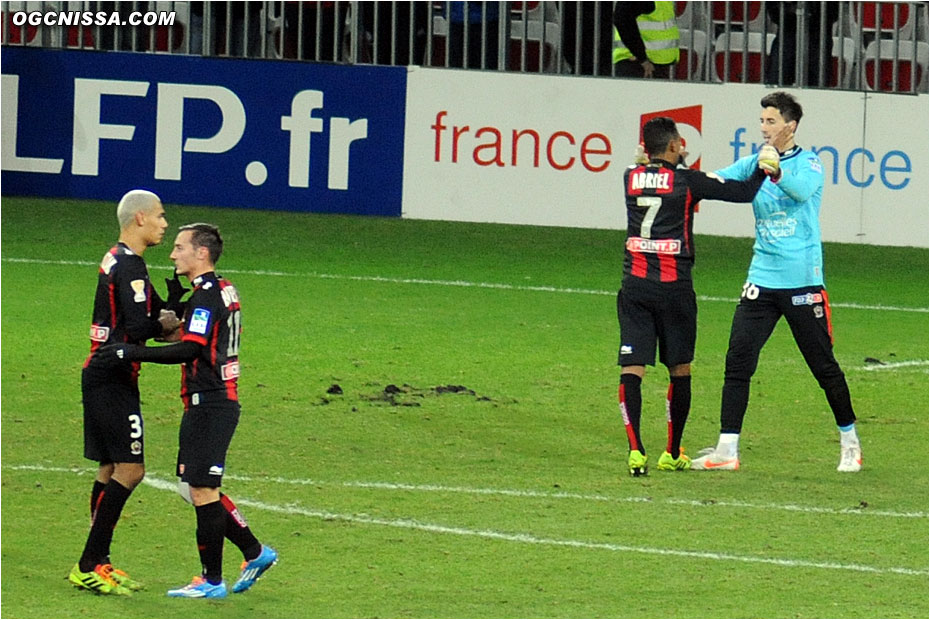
[314,383,507,407]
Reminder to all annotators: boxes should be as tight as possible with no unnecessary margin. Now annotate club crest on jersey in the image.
[792,293,823,306]
[626,237,681,254]
[130,441,142,456]
[130,279,146,303]
[629,170,672,192]
[189,308,211,334]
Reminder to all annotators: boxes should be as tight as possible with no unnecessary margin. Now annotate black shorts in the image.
[176,400,240,488]
[725,283,841,382]
[617,277,697,367]
[82,368,144,464]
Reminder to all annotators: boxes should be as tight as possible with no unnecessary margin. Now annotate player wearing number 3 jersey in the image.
[71,189,181,596]
[99,223,277,598]
[691,91,862,473]
[616,117,770,476]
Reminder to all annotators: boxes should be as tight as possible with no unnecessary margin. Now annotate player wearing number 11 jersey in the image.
[617,116,772,476]
[100,223,277,598]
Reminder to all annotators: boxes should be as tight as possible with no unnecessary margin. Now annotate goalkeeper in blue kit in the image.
[691,91,862,473]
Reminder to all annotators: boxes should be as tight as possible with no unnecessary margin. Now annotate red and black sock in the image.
[619,374,644,453]
[90,479,106,521]
[78,479,132,572]
[195,500,226,585]
[220,493,262,561]
[666,375,692,459]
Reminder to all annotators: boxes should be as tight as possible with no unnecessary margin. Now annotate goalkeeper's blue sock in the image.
[838,423,859,446]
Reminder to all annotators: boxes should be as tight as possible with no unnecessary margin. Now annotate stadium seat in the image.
[151,0,188,52]
[710,1,765,31]
[1,0,93,48]
[676,29,707,80]
[63,0,94,49]
[831,36,859,88]
[676,1,710,32]
[862,39,929,92]
[1,6,38,45]
[851,2,915,40]
[509,1,560,72]
[429,2,560,72]
[712,31,775,83]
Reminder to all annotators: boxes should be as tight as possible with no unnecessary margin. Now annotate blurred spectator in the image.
[360,2,429,65]
[765,2,840,87]
[561,1,614,76]
[191,1,263,57]
[612,1,679,79]
[443,1,502,69]
[283,1,349,62]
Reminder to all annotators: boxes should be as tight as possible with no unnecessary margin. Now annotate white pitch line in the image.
[6,464,926,519]
[3,257,928,313]
[854,360,929,372]
[137,475,925,577]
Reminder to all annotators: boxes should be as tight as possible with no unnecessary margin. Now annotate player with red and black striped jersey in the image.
[100,223,276,599]
[176,272,242,406]
[617,117,777,476]
[71,189,183,596]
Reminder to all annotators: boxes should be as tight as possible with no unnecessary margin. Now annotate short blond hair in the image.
[116,189,161,229]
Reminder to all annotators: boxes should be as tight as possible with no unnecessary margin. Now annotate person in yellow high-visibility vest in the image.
[613,2,680,78]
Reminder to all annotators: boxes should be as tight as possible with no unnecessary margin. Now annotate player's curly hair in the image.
[180,223,223,265]
[761,91,803,125]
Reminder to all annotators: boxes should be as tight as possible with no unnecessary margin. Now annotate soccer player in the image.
[691,91,862,473]
[618,117,777,476]
[71,189,182,595]
[101,223,277,598]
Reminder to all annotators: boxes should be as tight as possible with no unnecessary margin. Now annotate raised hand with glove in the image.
[757,144,781,181]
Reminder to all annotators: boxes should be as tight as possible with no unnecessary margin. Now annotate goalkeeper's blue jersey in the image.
[715,145,825,288]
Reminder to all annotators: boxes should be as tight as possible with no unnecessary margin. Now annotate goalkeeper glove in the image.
[757,145,781,180]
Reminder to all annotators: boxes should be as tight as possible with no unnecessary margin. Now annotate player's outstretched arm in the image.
[98,341,201,366]
[688,166,767,203]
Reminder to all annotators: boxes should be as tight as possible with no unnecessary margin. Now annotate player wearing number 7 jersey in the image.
[616,117,771,476]
[691,91,862,473]
[99,223,277,598]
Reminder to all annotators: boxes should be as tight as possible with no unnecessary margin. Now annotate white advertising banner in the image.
[403,67,928,247]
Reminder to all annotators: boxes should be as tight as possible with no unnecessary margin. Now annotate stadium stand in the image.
[1,1,927,94]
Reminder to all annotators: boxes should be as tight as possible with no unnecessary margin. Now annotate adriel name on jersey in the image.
[628,170,672,192]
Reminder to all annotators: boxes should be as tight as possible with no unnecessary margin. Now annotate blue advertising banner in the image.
[1,47,406,216]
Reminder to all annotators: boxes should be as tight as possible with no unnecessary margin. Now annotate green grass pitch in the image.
[1,196,927,618]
